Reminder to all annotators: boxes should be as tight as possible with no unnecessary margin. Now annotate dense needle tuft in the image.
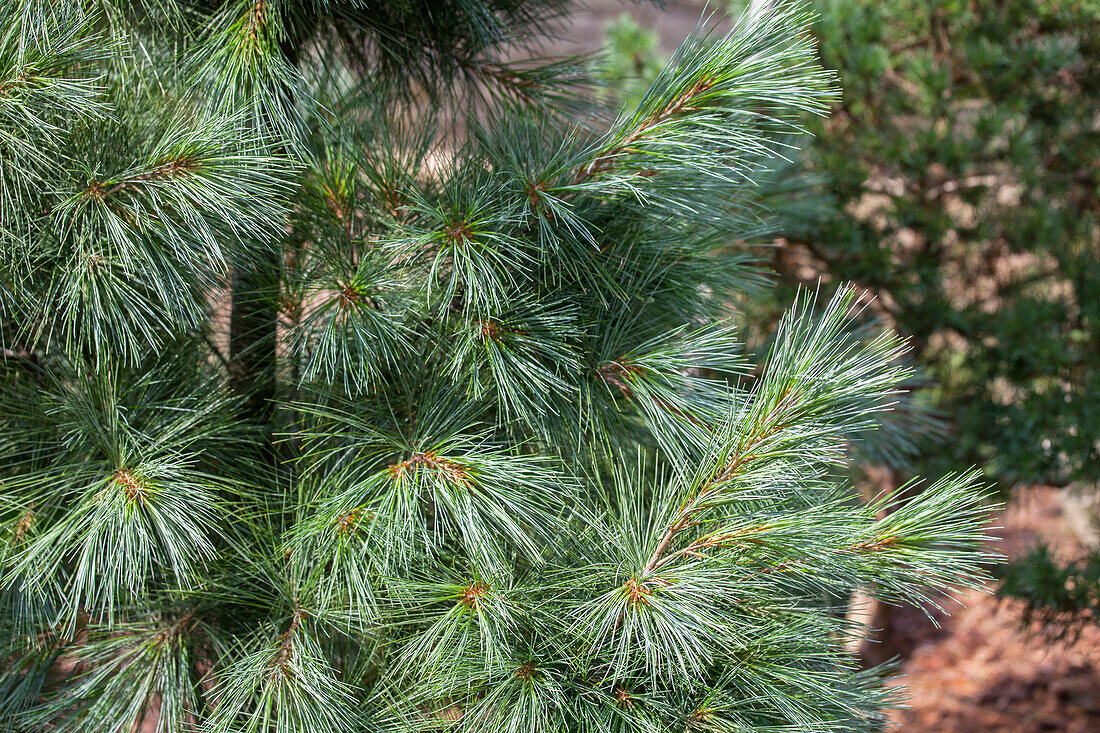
[111,469,145,505]
[459,581,489,608]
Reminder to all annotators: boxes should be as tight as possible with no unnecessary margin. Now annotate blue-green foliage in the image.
[0,2,994,731]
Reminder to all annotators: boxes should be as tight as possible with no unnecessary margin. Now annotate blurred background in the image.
[555,1,1100,731]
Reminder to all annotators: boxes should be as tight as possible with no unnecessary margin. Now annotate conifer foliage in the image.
[0,2,992,731]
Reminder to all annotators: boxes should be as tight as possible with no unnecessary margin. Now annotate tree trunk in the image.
[229,262,278,428]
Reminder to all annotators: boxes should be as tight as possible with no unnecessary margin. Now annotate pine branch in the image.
[572,75,716,185]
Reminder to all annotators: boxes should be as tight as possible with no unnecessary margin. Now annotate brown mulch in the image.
[883,487,1100,733]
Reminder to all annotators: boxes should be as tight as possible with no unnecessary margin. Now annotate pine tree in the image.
[0,2,994,731]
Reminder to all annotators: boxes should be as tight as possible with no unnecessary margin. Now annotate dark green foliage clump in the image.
[997,544,1100,640]
[0,2,993,731]
[763,0,1100,487]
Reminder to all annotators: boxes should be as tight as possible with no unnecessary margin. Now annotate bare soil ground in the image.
[884,487,1100,733]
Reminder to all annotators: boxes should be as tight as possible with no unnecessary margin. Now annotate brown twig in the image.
[244,0,267,48]
[595,360,646,399]
[83,156,201,201]
[1,346,40,367]
[649,525,770,572]
[388,451,470,485]
[271,605,305,681]
[571,76,716,186]
[642,389,801,573]
[12,505,35,544]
